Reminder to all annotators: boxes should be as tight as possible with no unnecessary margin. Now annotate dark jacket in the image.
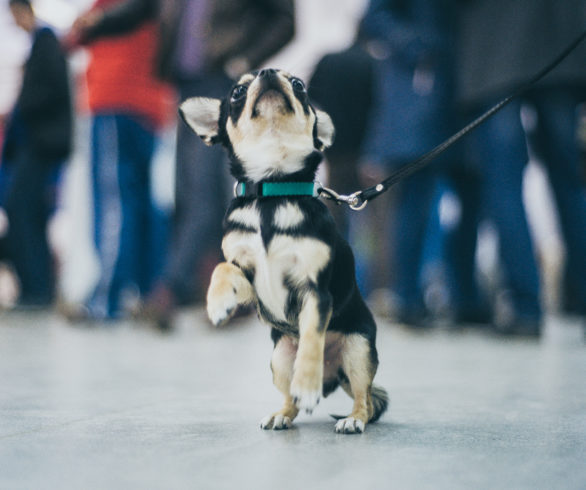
[81,0,295,81]
[457,0,586,106]
[308,42,375,158]
[7,26,72,162]
[360,0,457,165]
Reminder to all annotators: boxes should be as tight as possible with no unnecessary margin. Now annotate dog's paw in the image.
[206,288,238,327]
[334,417,365,434]
[290,364,322,413]
[260,413,293,430]
[207,263,254,327]
[290,384,321,413]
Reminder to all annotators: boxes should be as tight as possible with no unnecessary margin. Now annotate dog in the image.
[179,68,388,434]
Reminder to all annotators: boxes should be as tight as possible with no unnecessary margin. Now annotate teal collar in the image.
[234,181,319,198]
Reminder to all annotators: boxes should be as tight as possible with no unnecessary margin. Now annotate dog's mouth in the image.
[251,80,294,118]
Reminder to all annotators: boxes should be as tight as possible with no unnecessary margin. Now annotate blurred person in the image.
[358,0,459,327]
[0,0,72,308]
[68,0,295,330]
[65,0,174,322]
[307,21,376,237]
[456,0,586,336]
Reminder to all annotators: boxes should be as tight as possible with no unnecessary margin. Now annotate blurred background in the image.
[1,4,584,486]
[0,0,584,336]
[0,0,370,308]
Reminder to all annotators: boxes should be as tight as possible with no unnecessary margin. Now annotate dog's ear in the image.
[315,109,335,151]
[179,97,222,146]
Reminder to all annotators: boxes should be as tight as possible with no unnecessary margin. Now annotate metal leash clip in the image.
[316,182,368,211]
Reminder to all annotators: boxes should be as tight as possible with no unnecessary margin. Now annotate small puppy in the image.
[180,69,388,434]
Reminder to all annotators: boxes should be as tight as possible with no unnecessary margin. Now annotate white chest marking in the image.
[273,202,305,230]
[222,205,330,323]
[227,204,260,230]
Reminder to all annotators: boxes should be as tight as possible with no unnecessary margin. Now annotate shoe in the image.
[13,294,53,311]
[493,290,542,337]
[8,302,52,313]
[58,302,96,325]
[451,307,492,327]
[140,284,176,332]
[391,306,431,330]
[494,315,541,338]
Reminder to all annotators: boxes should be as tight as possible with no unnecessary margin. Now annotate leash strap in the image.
[319,28,586,210]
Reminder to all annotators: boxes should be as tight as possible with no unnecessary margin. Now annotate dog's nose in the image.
[259,68,276,79]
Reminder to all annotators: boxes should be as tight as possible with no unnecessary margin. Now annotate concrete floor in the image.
[0,309,584,490]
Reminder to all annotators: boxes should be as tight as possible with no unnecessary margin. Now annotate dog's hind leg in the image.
[206,262,254,327]
[334,334,377,434]
[260,335,299,430]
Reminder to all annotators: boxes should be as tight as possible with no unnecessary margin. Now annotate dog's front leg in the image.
[290,292,332,413]
[206,262,254,326]
[260,335,299,430]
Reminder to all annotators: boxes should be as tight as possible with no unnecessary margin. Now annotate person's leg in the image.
[87,114,122,318]
[164,74,232,304]
[531,87,586,316]
[473,100,541,329]
[4,148,54,305]
[143,74,233,328]
[388,167,437,324]
[142,172,170,299]
[112,115,156,308]
[443,165,489,324]
[88,114,156,319]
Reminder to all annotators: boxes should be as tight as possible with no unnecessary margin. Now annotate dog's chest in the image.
[222,201,331,323]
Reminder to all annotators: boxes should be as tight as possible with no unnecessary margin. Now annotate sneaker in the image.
[494,314,542,338]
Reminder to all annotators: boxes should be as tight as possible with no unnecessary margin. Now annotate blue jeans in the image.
[471,99,542,320]
[447,87,586,321]
[88,114,169,319]
[389,167,438,315]
[472,86,586,320]
[528,87,586,315]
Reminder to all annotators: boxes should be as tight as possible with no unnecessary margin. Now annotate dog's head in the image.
[179,69,334,183]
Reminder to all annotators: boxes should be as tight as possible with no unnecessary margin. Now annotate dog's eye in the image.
[231,85,247,103]
[291,78,306,93]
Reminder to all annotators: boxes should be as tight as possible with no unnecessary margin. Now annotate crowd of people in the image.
[0,0,584,338]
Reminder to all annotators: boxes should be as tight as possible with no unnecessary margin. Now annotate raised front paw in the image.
[206,262,254,327]
[207,285,238,327]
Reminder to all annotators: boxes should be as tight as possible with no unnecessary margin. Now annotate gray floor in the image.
[0,309,584,490]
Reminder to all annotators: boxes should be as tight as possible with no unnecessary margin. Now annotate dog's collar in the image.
[234,181,319,198]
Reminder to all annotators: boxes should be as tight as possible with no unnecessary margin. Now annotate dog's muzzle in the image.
[252,70,294,115]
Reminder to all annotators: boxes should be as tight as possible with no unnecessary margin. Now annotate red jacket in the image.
[85,0,173,128]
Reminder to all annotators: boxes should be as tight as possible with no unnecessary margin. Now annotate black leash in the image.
[318,28,586,210]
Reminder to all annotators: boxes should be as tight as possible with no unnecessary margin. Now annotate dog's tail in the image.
[330,384,389,423]
[369,384,389,423]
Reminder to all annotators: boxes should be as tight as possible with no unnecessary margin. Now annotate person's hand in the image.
[65,8,104,47]
[72,8,104,32]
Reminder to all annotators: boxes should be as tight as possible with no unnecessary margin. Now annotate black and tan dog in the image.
[179,68,388,434]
